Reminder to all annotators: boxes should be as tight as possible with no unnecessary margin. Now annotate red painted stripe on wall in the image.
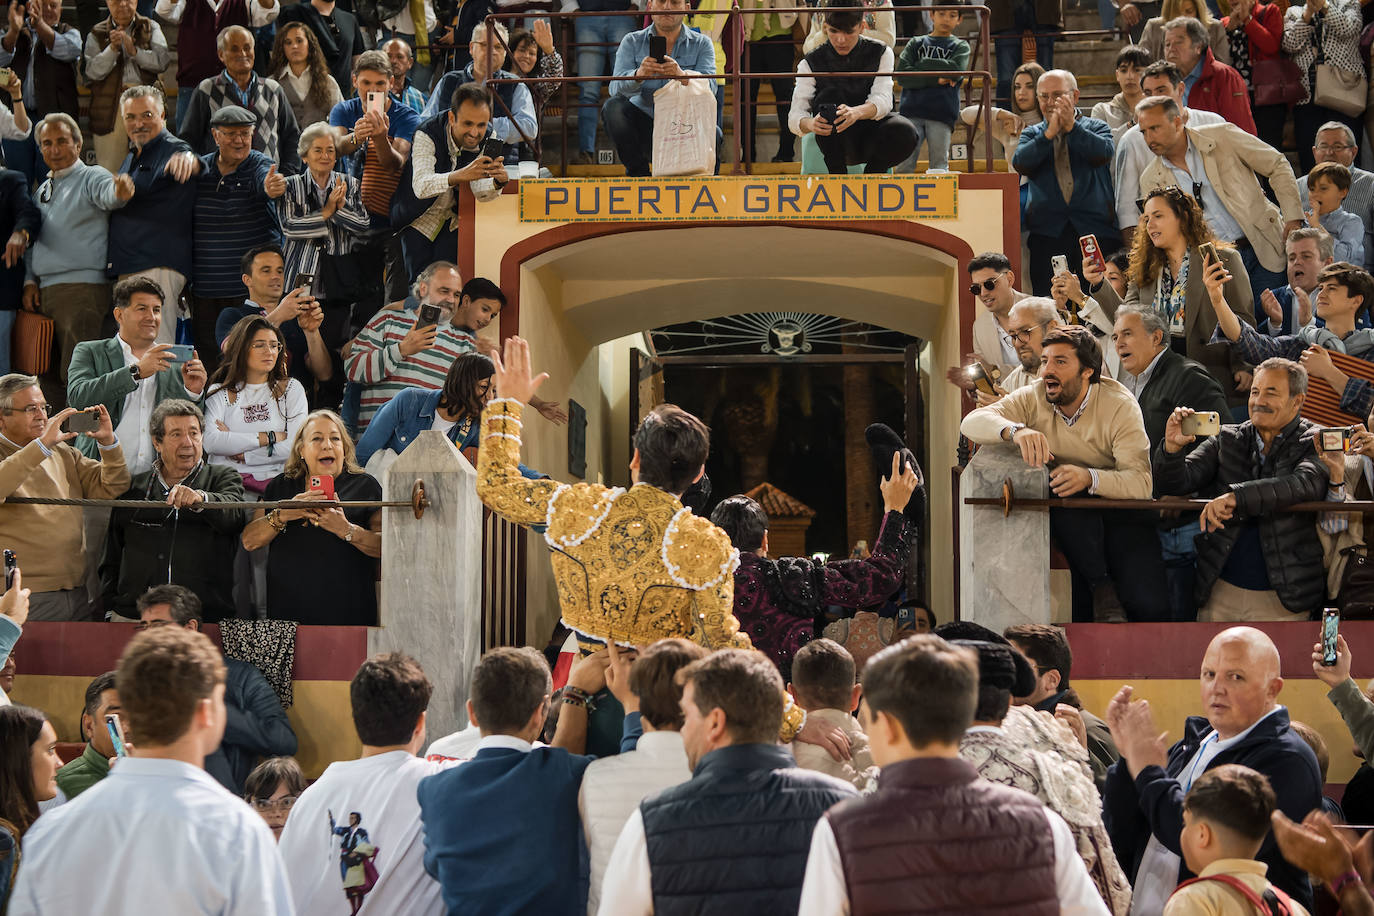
[13,623,370,681]
[1065,621,1371,680]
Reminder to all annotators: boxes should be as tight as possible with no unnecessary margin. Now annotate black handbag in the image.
[1338,544,1374,619]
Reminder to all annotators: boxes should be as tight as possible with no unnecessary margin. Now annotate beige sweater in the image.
[790,707,877,792]
[0,436,129,592]
[959,378,1153,500]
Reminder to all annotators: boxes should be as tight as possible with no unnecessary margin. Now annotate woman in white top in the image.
[269,22,342,130]
[203,315,308,491]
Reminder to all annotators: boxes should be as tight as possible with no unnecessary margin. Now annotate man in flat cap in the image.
[179,25,299,175]
[185,104,281,366]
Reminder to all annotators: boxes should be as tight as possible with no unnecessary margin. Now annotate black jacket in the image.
[205,657,298,795]
[0,170,39,311]
[100,461,246,622]
[1137,348,1230,454]
[1152,415,1328,614]
[1103,709,1322,911]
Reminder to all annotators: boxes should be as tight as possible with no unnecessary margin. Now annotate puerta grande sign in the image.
[518,174,958,223]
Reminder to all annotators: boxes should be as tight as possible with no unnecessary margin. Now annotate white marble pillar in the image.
[372,431,483,741]
[959,444,1052,630]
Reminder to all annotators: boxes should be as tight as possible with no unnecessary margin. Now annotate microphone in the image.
[864,423,924,523]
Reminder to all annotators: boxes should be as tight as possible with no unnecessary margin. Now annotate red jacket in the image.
[1223,3,1283,63]
[1187,46,1258,134]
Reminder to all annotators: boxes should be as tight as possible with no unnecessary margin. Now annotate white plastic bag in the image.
[651,74,716,177]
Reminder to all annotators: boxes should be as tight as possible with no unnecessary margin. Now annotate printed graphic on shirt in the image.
[329,809,381,913]
[244,403,270,423]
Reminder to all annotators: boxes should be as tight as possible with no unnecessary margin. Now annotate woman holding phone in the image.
[1087,186,1255,408]
[242,409,382,626]
[203,317,309,492]
[0,704,61,909]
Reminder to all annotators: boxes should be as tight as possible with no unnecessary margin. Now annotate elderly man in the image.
[1153,358,1328,620]
[108,85,198,347]
[81,0,169,172]
[1011,70,1120,297]
[102,400,243,621]
[185,105,280,368]
[1259,227,1336,336]
[0,373,128,620]
[1114,61,1225,247]
[155,0,278,134]
[383,36,426,114]
[1113,305,1229,619]
[25,114,132,384]
[178,26,300,173]
[952,296,1064,406]
[393,83,508,282]
[1136,95,1304,308]
[0,0,79,184]
[1162,15,1254,133]
[1103,626,1323,913]
[1300,122,1374,272]
[961,325,1168,622]
[421,20,537,153]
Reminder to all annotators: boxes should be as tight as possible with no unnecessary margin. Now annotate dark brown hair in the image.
[113,275,165,311]
[1288,720,1330,783]
[1310,160,1352,193]
[243,756,307,802]
[269,23,336,115]
[862,635,978,748]
[470,647,551,735]
[633,404,710,495]
[115,626,226,747]
[208,315,292,402]
[0,705,48,835]
[1316,261,1374,321]
[629,639,708,730]
[791,638,857,710]
[437,353,496,420]
[1004,624,1073,688]
[1040,325,1103,384]
[1184,764,1277,844]
[709,496,768,551]
[678,649,783,745]
[351,653,433,746]
[1130,186,1225,288]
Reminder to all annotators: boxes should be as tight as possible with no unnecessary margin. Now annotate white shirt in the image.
[1163,141,1246,244]
[787,38,895,136]
[9,757,293,915]
[278,750,456,916]
[426,722,482,759]
[155,0,278,27]
[1128,706,1284,916]
[202,379,309,478]
[1114,107,1224,231]
[115,334,159,475]
[384,3,436,34]
[797,807,1110,916]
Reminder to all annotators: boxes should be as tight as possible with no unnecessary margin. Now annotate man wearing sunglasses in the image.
[966,251,1028,383]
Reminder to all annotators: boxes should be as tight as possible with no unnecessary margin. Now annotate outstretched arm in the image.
[475,336,564,525]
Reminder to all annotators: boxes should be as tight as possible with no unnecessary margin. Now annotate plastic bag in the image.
[651,74,716,177]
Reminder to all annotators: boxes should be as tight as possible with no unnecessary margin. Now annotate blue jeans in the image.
[0,309,14,376]
[898,118,953,171]
[1237,243,1287,325]
[993,28,1057,106]
[176,85,198,135]
[1158,518,1201,621]
[577,14,635,154]
[1096,0,1116,29]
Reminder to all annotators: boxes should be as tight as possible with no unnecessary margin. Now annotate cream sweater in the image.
[0,436,129,591]
[959,378,1153,500]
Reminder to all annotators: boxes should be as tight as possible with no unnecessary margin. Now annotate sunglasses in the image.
[968,271,1008,296]
[1136,183,1204,214]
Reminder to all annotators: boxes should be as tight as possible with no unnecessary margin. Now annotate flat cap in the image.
[210,105,257,127]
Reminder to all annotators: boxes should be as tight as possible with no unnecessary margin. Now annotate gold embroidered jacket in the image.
[476,399,753,651]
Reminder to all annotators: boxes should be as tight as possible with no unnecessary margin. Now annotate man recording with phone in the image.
[1154,357,1329,621]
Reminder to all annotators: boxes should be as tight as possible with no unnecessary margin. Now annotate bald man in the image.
[1101,627,1322,915]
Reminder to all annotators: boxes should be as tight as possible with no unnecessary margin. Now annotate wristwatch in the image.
[343,524,355,543]
[266,430,276,457]
[1001,422,1025,441]
[128,364,141,383]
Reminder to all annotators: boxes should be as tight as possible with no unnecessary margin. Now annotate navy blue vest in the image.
[804,37,888,109]
[640,743,856,916]
[390,112,482,229]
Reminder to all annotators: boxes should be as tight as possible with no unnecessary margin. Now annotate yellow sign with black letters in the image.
[518,174,958,223]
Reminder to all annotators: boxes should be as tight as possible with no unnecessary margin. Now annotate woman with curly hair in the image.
[1086,185,1255,406]
[270,22,343,130]
[0,705,60,909]
[242,409,382,625]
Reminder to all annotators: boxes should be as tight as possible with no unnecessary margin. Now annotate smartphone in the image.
[649,34,667,62]
[816,102,838,126]
[1180,411,1221,437]
[481,137,505,161]
[965,362,1001,397]
[105,714,128,758]
[165,344,194,364]
[309,474,336,500]
[1322,607,1340,666]
[1080,234,1107,274]
[366,90,386,116]
[416,303,442,330]
[292,272,315,294]
[1050,254,1070,276]
[0,68,14,88]
[4,549,15,592]
[62,409,100,434]
[1321,426,1354,453]
[1198,241,1219,266]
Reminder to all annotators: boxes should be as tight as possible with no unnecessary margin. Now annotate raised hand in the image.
[491,335,548,405]
[264,163,286,198]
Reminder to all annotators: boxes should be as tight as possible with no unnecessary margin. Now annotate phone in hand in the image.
[366,90,386,116]
[1197,241,1219,266]
[965,362,1001,397]
[63,409,100,435]
[166,344,194,364]
[0,68,14,88]
[1050,254,1070,276]
[1180,411,1221,437]
[816,102,838,126]
[649,34,667,62]
[4,549,15,591]
[309,474,336,500]
[481,137,505,161]
[1322,607,1340,666]
[416,303,442,330]
[105,714,129,758]
[1080,234,1106,274]
[292,272,315,295]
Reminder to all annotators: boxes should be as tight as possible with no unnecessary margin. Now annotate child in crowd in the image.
[895,1,969,172]
[1165,764,1311,916]
[1307,162,1366,266]
[1091,45,1150,143]
[787,639,877,791]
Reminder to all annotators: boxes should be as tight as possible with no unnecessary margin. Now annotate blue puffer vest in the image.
[640,743,856,916]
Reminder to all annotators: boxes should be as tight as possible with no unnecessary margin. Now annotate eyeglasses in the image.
[249,795,299,813]
[134,618,176,630]
[2,403,49,416]
[1136,183,1204,214]
[1316,143,1355,153]
[968,272,1008,296]
[37,181,51,204]
[250,341,283,352]
[1010,323,1048,344]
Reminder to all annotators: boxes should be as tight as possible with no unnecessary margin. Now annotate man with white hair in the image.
[1103,626,1323,914]
[1011,70,1120,297]
[1298,121,1374,272]
[993,297,1064,399]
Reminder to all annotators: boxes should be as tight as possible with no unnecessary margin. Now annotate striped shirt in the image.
[344,298,478,430]
[277,170,371,289]
[192,150,281,297]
